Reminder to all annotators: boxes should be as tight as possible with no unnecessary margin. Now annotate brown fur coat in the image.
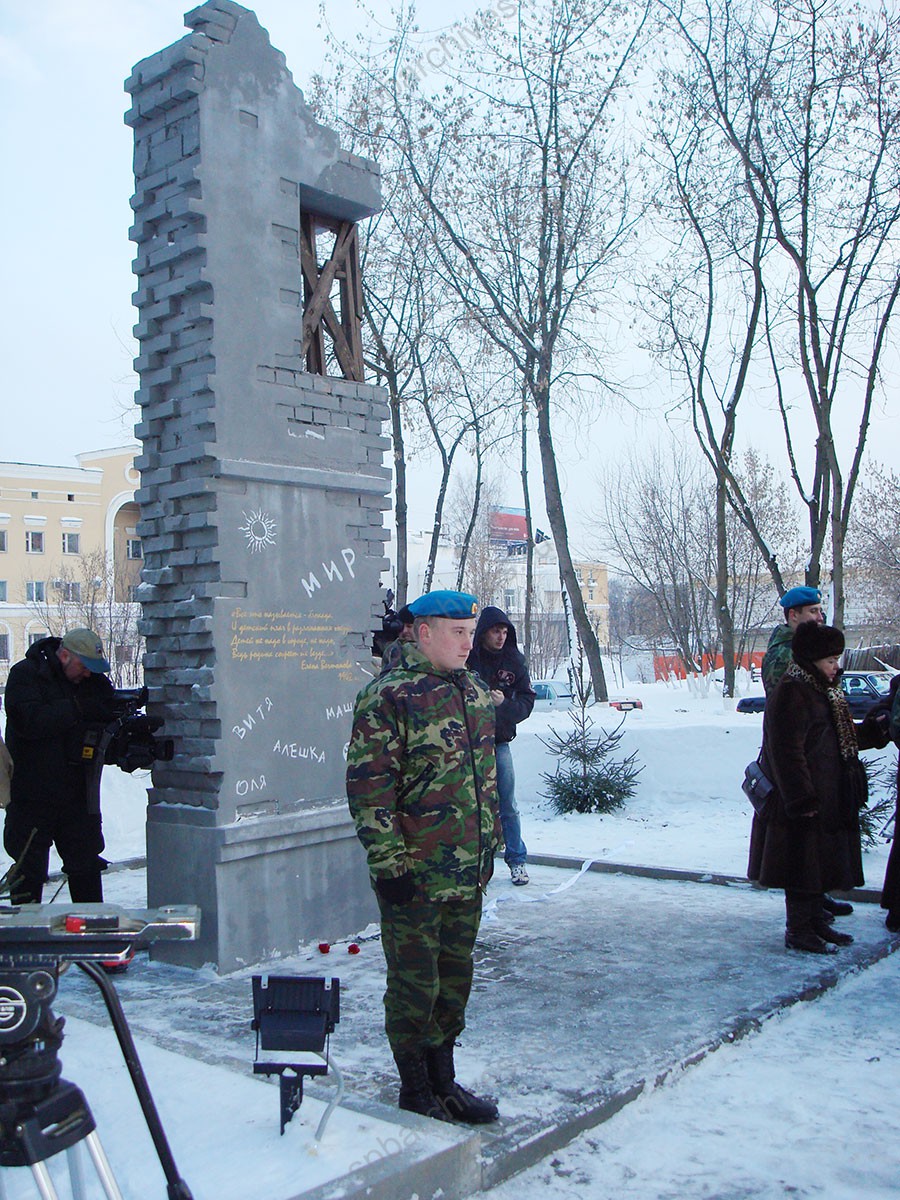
[747,669,885,893]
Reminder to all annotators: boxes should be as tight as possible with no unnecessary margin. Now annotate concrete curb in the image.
[523,852,884,904]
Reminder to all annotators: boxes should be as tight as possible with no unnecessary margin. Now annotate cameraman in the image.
[3,628,116,904]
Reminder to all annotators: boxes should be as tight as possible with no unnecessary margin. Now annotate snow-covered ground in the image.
[2,679,898,1199]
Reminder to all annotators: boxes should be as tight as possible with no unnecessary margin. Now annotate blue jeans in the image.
[495,741,527,867]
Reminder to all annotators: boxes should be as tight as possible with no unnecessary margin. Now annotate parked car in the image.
[532,680,643,711]
[735,670,894,717]
[840,670,893,717]
[532,679,574,710]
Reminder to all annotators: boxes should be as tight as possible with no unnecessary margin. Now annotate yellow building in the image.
[573,559,610,640]
[0,447,142,685]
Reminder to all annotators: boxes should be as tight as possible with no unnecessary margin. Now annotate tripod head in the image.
[0,905,198,1084]
[0,904,199,1192]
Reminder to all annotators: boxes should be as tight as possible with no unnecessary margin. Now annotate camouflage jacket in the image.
[346,642,500,902]
[762,624,793,696]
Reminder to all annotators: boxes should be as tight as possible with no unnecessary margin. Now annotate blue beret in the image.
[408,590,478,619]
[779,586,822,610]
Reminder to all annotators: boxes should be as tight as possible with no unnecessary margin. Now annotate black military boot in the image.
[823,894,853,917]
[814,921,853,946]
[393,1051,453,1122]
[785,892,838,955]
[425,1040,499,1124]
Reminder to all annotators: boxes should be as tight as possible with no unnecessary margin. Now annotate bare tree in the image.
[846,461,900,636]
[358,0,656,702]
[598,449,719,675]
[661,0,900,625]
[447,471,514,606]
[25,549,144,687]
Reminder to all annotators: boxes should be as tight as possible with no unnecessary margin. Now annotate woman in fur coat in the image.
[748,622,889,954]
[879,674,900,931]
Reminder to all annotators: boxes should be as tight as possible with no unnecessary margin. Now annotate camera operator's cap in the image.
[408,590,478,619]
[61,628,111,674]
[779,585,822,610]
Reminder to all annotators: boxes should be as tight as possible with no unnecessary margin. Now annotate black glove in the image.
[374,872,416,905]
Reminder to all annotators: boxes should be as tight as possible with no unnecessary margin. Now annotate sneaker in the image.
[509,864,529,886]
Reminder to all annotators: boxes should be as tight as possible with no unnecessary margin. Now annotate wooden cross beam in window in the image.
[299,212,364,382]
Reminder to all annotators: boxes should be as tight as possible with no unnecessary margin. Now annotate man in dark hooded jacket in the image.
[3,629,117,903]
[467,605,535,885]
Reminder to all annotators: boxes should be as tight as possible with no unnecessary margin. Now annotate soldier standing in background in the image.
[346,590,501,1124]
[762,586,826,695]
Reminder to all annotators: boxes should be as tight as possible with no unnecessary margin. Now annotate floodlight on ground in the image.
[251,975,342,1137]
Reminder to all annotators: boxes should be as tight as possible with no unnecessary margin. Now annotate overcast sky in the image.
[0,0,459,462]
[1,1,897,551]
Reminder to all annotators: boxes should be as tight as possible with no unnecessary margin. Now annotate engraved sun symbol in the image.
[240,509,277,553]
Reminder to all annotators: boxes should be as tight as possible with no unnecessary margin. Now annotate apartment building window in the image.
[28,631,46,646]
[0,633,8,660]
[26,581,45,603]
[62,532,80,555]
[127,538,143,560]
[0,582,6,602]
[0,531,6,552]
[25,531,44,554]
[61,582,81,603]
[588,588,595,601]
[30,491,38,500]
[67,493,75,502]
[504,589,516,611]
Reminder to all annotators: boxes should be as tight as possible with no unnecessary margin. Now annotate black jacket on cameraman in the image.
[3,636,116,901]
[466,605,535,744]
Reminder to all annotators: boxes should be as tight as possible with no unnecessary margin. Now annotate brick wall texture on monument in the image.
[125,1,389,814]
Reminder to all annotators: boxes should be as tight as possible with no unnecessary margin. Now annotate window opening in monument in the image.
[299,210,364,383]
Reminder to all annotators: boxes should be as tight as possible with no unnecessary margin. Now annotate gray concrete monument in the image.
[125,0,388,970]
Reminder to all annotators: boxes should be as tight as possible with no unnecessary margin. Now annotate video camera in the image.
[82,685,174,776]
[102,685,175,773]
[82,686,175,813]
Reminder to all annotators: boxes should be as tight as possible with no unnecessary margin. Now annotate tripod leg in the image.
[29,1160,61,1200]
[83,1130,125,1200]
[68,1142,88,1200]
[76,961,193,1200]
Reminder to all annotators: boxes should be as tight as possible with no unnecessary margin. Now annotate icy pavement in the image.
[476,941,900,1200]
[17,859,896,1200]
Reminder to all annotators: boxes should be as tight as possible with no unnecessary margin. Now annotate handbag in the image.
[742,758,774,818]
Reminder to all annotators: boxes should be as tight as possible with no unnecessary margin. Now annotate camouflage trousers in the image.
[377,891,483,1055]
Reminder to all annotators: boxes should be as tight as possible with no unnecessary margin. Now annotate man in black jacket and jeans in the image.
[3,629,116,904]
[467,606,536,885]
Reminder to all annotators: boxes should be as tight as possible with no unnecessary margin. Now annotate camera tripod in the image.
[0,905,199,1199]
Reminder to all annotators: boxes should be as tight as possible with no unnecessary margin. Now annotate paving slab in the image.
[55,860,898,1199]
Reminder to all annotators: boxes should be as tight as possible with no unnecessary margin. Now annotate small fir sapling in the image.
[539,651,643,815]
[859,759,896,850]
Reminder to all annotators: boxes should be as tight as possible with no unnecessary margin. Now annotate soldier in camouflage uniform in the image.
[347,589,501,1124]
[762,586,826,696]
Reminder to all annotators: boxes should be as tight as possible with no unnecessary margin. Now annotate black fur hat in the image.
[792,621,845,664]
